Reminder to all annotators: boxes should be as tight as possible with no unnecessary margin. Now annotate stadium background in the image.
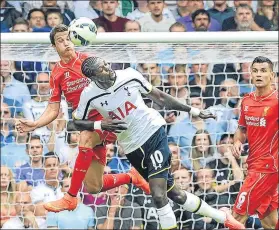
[1,0,278,229]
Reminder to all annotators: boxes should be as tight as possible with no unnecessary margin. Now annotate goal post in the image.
[1,32,278,229]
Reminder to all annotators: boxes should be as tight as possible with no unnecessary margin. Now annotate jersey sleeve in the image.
[238,100,246,127]
[72,89,92,120]
[49,71,62,103]
[129,68,153,94]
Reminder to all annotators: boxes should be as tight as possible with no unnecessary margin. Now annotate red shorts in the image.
[86,110,117,166]
[233,172,278,219]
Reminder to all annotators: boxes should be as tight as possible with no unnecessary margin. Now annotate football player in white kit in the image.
[72,57,245,230]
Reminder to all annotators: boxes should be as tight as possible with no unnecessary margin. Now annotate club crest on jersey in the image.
[124,87,131,96]
[262,107,270,116]
[64,72,70,79]
[244,106,249,112]
[108,101,137,120]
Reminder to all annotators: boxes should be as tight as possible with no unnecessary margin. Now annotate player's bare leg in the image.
[149,178,178,230]
[232,211,249,224]
[44,130,150,212]
[260,209,278,229]
[84,158,150,195]
[167,185,246,229]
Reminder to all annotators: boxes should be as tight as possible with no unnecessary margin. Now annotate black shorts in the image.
[126,126,174,190]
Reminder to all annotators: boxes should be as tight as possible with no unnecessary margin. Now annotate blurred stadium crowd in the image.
[1,0,278,229]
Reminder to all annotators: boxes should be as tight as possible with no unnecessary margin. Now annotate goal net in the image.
[1,32,278,229]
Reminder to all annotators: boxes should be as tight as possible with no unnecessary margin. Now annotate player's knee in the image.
[232,211,247,223]
[151,189,168,208]
[168,190,186,205]
[84,180,103,194]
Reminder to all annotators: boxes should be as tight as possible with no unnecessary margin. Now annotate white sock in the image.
[182,191,226,223]
[157,203,177,229]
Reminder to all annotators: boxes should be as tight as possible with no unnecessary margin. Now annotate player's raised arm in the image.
[129,68,215,120]
[16,102,60,133]
[146,87,216,120]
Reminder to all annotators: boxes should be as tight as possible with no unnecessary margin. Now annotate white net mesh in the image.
[1,42,279,63]
[1,40,278,229]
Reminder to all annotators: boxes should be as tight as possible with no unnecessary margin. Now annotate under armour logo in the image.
[101,101,108,106]
[124,87,131,96]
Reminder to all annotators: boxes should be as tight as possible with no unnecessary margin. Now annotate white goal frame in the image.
[1,31,278,44]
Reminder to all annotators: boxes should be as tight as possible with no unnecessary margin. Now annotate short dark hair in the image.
[169,22,186,32]
[27,8,46,20]
[26,135,42,150]
[13,17,29,28]
[191,9,211,23]
[81,56,102,78]
[42,152,60,165]
[49,24,69,45]
[46,8,63,20]
[252,56,274,70]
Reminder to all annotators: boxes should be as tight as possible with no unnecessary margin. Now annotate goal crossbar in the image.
[1,31,278,44]
[1,32,278,64]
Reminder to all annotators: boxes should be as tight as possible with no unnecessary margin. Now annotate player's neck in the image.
[255,86,273,97]
[60,52,77,64]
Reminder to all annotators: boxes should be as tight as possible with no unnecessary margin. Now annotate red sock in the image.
[101,174,131,192]
[68,147,95,196]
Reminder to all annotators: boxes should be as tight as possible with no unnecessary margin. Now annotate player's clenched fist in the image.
[101,119,128,133]
[198,110,216,120]
[229,140,242,159]
[15,119,38,133]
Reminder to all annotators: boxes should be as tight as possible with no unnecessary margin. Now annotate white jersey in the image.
[73,68,166,154]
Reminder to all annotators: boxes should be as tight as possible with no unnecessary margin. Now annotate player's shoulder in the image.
[81,82,102,99]
[241,92,254,104]
[271,90,278,99]
[50,62,65,79]
[77,51,90,61]
[116,67,143,81]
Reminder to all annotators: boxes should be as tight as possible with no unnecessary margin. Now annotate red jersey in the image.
[49,52,90,110]
[239,90,278,173]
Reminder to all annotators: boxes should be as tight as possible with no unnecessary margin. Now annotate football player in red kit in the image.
[230,56,278,229]
[16,24,150,212]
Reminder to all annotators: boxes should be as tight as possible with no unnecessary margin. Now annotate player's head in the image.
[81,56,115,89]
[50,24,75,57]
[251,56,274,89]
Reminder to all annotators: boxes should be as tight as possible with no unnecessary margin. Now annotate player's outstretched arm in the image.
[72,119,127,133]
[229,126,247,159]
[16,102,60,133]
[146,87,216,119]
